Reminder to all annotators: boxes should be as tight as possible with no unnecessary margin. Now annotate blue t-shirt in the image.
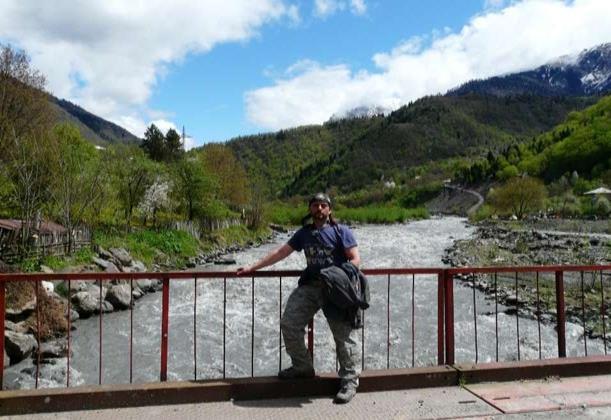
[287,223,357,270]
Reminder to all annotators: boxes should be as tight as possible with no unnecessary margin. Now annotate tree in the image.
[489,176,547,219]
[141,124,165,161]
[49,123,104,253]
[0,44,52,161]
[2,130,55,254]
[199,144,250,209]
[138,175,172,228]
[164,128,184,161]
[110,145,157,227]
[171,157,215,221]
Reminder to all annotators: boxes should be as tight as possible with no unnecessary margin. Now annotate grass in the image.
[267,203,429,226]
[17,247,96,273]
[201,225,271,251]
[94,228,201,267]
[266,205,306,226]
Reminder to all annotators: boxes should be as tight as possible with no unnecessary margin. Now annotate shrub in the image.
[594,196,611,217]
[489,176,547,218]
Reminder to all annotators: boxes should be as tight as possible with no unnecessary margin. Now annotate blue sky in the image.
[1,1,610,147]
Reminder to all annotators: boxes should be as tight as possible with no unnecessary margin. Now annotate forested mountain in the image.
[50,97,140,146]
[456,95,611,185]
[228,95,595,196]
[449,43,611,97]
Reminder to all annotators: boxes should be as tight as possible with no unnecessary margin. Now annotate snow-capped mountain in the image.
[448,42,611,97]
[328,105,390,122]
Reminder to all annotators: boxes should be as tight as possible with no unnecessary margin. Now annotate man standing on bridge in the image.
[237,193,361,404]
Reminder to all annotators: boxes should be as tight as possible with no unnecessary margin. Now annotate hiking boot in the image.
[277,366,315,379]
[334,383,357,404]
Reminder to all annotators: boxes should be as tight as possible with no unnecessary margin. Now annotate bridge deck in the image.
[2,357,611,418]
[5,374,611,419]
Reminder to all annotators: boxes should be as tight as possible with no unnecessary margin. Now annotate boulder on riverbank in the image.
[4,331,38,364]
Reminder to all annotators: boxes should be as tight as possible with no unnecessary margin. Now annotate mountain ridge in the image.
[49,96,140,146]
[448,43,611,97]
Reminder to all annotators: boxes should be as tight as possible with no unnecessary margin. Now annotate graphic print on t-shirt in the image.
[304,241,335,269]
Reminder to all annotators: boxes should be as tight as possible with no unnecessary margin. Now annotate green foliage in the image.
[41,247,95,271]
[171,156,216,221]
[49,123,105,251]
[266,203,306,226]
[469,204,495,222]
[164,128,184,161]
[199,144,250,209]
[496,164,519,181]
[547,192,582,218]
[489,176,547,218]
[94,229,200,266]
[203,225,271,251]
[460,95,611,185]
[594,196,611,217]
[109,144,158,225]
[199,199,239,220]
[141,124,185,162]
[397,183,443,208]
[227,94,592,196]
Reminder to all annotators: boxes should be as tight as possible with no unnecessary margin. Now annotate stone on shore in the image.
[135,279,155,292]
[109,247,132,267]
[106,284,132,309]
[4,331,38,364]
[92,257,112,269]
[37,340,70,359]
[5,299,36,323]
[71,292,99,318]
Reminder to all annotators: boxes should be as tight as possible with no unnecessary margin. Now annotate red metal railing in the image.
[0,265,610,390]
[445,265,611,365]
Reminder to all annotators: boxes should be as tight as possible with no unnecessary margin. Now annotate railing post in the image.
[555,271,566,358]
[160,276,170,381]
[0,279,5,390]
[307,319,314,360]
[444,270,455,365]
[437,272,445,365]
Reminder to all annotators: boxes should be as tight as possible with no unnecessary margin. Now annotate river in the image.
[6,217,607,389]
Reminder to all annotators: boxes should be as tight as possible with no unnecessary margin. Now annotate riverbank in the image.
[443,218,611,343]
[2,224,278,382]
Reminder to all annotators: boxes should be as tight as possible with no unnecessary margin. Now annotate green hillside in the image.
[457,95,611,185]
[51,98,140,146]
[227,94,595,197]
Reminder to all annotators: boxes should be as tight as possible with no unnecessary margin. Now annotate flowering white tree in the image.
[138,176,172,227]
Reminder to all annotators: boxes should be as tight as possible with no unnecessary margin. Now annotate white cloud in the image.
[313,0,367,18]
[246,0,611,130]
[0,0,296,137]
[314,0,343,17]
[350,0,367,15]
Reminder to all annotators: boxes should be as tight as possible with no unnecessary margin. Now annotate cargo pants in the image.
[280,283,360,387]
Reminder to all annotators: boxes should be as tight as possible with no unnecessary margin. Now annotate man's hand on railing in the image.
[236,266,253,276]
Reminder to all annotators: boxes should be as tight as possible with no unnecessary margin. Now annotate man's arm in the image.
[345,246,360,267]
[237,243,294,275]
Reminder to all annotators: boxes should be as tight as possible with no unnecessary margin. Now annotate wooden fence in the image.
[0,228,91,262]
